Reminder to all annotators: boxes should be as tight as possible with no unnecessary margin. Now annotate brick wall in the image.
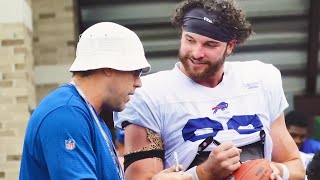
[32,0,77,102]
[0,23,35,179]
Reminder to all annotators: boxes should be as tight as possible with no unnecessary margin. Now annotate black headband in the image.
[183,8,234,42]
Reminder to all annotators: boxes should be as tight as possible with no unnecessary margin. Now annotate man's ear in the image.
[102,68,113,77]
[226,39,237,56]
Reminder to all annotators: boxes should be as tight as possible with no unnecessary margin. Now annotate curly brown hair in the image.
[171,0,252,44]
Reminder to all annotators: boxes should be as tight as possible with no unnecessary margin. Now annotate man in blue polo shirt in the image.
[19,22,191,180]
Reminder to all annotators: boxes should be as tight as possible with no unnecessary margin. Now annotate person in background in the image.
[114,0,305,179]
[285,110,320,154]
[285,110,320,178]
[19,22,191,180]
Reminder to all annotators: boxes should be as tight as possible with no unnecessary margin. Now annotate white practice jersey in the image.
[114,60,288,170]
[300,152,314,170]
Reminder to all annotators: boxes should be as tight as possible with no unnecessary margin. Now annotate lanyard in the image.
[70,79,124,180]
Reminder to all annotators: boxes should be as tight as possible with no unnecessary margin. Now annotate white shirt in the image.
[114,60,288,170]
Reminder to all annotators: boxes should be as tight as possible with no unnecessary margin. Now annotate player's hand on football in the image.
[197,141,242,180]
[269,163,283,180]
[151,165,192,180]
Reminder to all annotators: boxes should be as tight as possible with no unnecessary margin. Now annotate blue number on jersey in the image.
[182,115,263,142]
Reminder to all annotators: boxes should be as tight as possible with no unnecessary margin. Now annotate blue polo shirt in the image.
[20,84,121,180]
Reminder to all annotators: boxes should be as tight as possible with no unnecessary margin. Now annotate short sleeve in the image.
[263,65,289,121]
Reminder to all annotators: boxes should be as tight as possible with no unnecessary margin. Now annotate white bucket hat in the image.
[69,22,151,73]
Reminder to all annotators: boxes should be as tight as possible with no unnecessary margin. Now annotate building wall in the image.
[0,0,35,179]
[32,0,77,102]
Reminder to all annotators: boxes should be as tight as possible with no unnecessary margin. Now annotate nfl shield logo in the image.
[65,138,76,150]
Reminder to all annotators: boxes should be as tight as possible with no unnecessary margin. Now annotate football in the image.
[227,159,272,180]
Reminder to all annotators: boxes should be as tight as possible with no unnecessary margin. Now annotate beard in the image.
[179,48,227,81]
[101,98,125,113]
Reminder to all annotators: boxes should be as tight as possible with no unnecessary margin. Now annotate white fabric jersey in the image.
[300,152,314,170]
[114,60,288,170]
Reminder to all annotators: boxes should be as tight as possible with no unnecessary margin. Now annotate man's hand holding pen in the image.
[196,141,242,180]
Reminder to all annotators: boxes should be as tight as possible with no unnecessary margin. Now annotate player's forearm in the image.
[196,164,211,180]
[286,159,305,180]
[195,164,221,180]
[273,159,305,180]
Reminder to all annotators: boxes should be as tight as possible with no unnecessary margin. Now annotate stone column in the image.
[0,0,35,179]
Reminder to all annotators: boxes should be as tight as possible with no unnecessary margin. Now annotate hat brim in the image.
[69,54,151,73]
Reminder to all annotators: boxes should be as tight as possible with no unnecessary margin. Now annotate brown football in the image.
[227,159,272,180]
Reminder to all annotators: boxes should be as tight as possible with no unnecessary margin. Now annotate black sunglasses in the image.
[133,69,143,78]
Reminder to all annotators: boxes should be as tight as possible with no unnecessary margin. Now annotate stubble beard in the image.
[102,99,125,113]
[179,48,227,81]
